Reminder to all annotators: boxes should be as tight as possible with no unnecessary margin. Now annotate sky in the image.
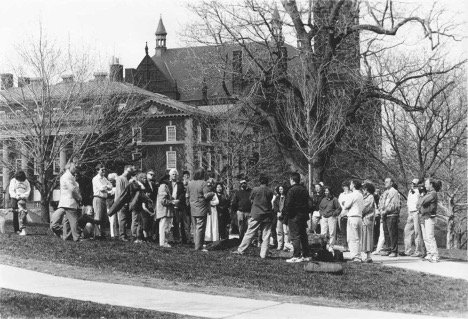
[0,0,467,75]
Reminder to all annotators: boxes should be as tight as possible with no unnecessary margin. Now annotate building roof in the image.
[0,79,209,118]
[155,17,167,36]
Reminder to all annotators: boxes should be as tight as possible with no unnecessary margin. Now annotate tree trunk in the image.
[40,198,50,223]
[446,215,455,249]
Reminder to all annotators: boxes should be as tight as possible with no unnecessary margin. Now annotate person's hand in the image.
[172,199,180,207]
[277,212,281,218]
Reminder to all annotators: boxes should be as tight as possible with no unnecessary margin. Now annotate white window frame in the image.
[206,128,211,143]
[52,157,61,175]
[132,152,142,171]
[166,125,176,142]
[166,151,177,170]
[197,125,202,143]
[132,127,142,144]
[33,159,39,176]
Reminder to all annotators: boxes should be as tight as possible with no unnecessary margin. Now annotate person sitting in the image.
[8,170,31,235]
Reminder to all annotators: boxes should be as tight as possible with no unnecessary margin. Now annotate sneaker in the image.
[134,239,143,244]
[302,257,312,262]
[430,257,440,263]
[424,255,432,261]
[410,252,423,257]
[19,229,27,236]
[371,251,380,255]
[350,258,362,263]
[160,243,171,248]
[276,246,284,251]
[120,237,129,242]
[364,258,373,263]
[388,252,398,257]
[231,250,244,255]
[286,257,304,263]
[380,251,391,256]
[15,231,21,234]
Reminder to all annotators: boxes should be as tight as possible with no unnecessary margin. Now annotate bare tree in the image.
[183,0,464,192]
[0,29,146,222]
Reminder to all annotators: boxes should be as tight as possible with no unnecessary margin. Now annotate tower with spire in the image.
[155,16,167,57]
[271,4,283,44]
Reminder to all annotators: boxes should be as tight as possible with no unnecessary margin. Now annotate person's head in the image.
[193,168,206,181]
[146,169,156,182]
[67,162,81,176]
[259,175,268,186]
[215,182,224,193]
[95,164,106,177]
[169,168,179,182]
[341,180,349,192]
[159,174,170,184]
[124,165,136,176]
[362,182,375,195]
[410,178,419,190]
[425,178,442,192]
[239,179,248,190]
[350,179,362,191]
[384,177,394,190]
[323,186,332,198]
[276,185,285,196]
[290,172,300,185]
[314,184,322,193]
[14,170,26,182]
[182,170,190,181]
[136,172,147,184]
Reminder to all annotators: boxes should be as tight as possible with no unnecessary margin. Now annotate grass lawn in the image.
[0,288,200,319]
[0,222,467,317]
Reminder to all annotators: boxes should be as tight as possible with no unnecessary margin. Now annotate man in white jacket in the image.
[404,179,426,257]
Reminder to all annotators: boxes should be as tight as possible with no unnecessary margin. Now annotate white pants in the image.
[320,216,337,248]
[347,217,362,260]
[375,221,385,252]
[421,217,438,259]
[159,217,173,246]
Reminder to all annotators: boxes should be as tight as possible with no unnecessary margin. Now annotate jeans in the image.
[338,215,348,249]
[10,198,19,232]
[309,212,320,234]
[117,204,130,239]
[159,217,173,246]
[373,215,381,248]
[192,216,207,250]
[347,217,362,260]
[276,218,289,249]
[404,211,425,255]
[237,211,250,242]
[238,217,272,258]
[320,216,337,248]
[173,208,192,243]
[383,215,399,254]
[18,210,28,231]
[288,216,310,258]
[421,217,438,259]
[64,208,81,241]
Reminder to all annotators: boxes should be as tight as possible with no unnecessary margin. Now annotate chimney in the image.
[61,74,74,83]
[18,77,30,88]
[109,56,123,82]
[93,72,108,81]
[1,73,13,90]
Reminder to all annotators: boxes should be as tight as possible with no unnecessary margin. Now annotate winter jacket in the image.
[250,185,274,221]
[319,196,341,218]
[379,187,400,216]
[231,188,252,213]
[284,183,310,222]
[419,190,438,219]
[9,178,31,199]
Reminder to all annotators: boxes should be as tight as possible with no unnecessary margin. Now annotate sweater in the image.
[249,185,274,220]
[379,187,400,216]
[344,190,364,217]
[9,178,31,199]
[319,196,341,218]
[407,189,420,212]
[231,188,252,213]
[284,183,309,220]
[419,190,438,219]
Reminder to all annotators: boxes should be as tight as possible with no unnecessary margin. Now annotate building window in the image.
[33,159,39,176]
[206,128,211,143]
[132,152,142,171]
[166,151,177,169]
[132,127,142,144]
[52,157,60,175]
[197,151,202,168]
[197,125,202,143]
[166,125,176,142]
[206,152,212,171]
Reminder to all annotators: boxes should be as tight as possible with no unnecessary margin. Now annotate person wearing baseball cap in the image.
[231,179,252,242]
[403,178,426,257]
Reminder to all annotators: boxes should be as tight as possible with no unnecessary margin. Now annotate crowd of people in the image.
[6,162,442,263]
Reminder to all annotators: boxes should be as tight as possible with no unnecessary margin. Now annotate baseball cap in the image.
[411,178,419,184]
[240,180,247,184]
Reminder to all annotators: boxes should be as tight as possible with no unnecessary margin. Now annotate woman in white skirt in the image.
[205,179,220,242]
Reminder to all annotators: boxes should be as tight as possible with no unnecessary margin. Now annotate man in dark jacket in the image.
[309,184,324,234]
[142,170,157,241]
[284,172,311,263]
[231,179,252,242]
[232,175,274,258]
[168,169,189,244]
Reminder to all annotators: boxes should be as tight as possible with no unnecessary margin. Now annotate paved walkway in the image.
[341,250,468,281]
[0,264,459,319]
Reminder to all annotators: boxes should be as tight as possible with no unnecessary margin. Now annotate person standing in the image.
[166,169,185,245]
[143,170,157,241]
[56,162,82,242]
[172,170,192,244]
[156,174,173,247]
[309,184,324,234]
[231,180,252,242]
[186,168,215,250]
[107,173,118,239]
[338,181,351,252]
[404,179,425,257]
[215,183,230,241]
[284,172,311,263]
[379,178,401,257]
[92,164,112,239]
[319,186,341,251]
[205,178,220,243]
[343,180,364,262]
[361,182,376,263]
[419,178,442,263]
[8,170,31,235]
[109,165,136,241]
[232,175,274,258]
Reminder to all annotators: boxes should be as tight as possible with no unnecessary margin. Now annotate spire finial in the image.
[145,42,148,55]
